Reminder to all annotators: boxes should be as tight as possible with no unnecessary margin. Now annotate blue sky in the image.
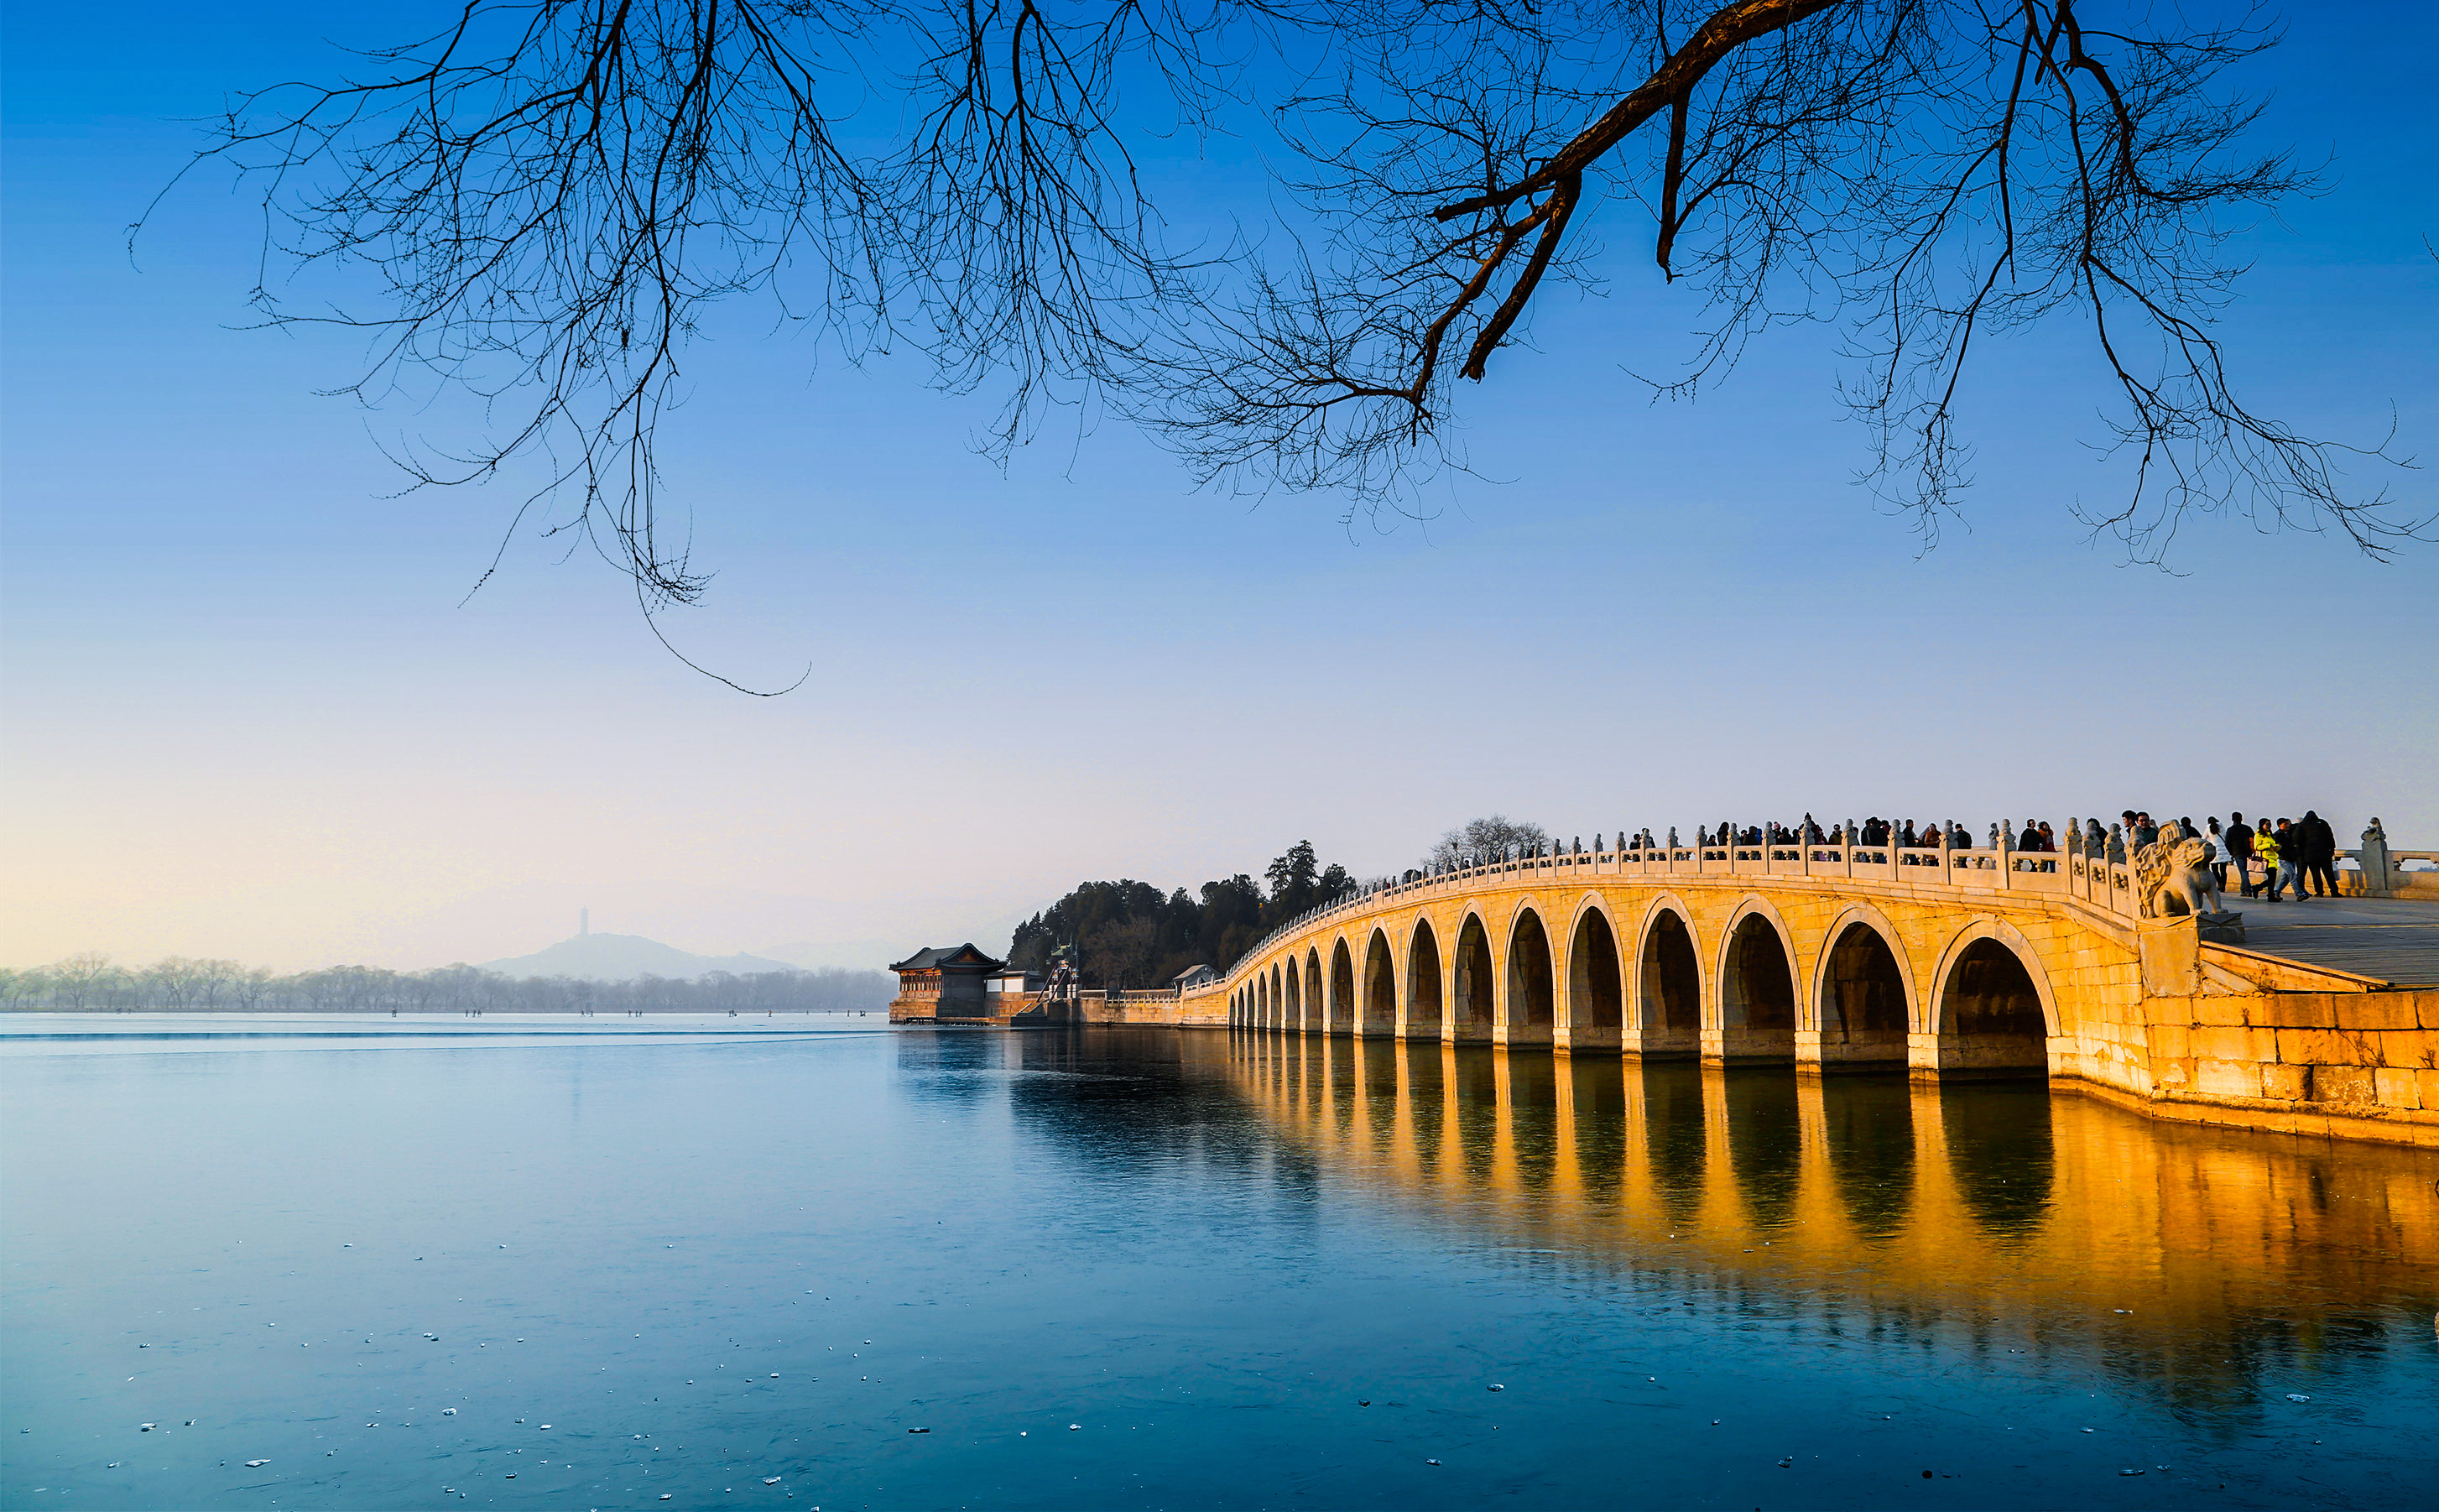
[4,3,2434,971]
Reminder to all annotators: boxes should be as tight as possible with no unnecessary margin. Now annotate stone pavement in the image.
[2234,894,2439,987]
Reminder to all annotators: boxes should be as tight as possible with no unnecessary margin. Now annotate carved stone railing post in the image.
[2358,824,2394,897]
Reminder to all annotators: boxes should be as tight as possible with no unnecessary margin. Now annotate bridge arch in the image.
[1633,895,1703,1056]
[1811,904,1913,1066]
[1450,912,1497,1042]
[1406,915,1445,1039]
[1362,928,1399,1036]
[1928,917,2056,1076]
[1283,956,1301,1030]
[1303,949,1323,1037]
[1275,962,1290,1031]
[1505,904,1556,1040]
[1566,895,1624,1043]
[1328,936,1357,1035]
[1716,895,1798,1062]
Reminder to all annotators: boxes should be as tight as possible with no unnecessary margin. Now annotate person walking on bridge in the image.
[2276,818,2311,902]
[2225,812,2254,898]
[2301,811,2340,898]
[2256,818,2288,903]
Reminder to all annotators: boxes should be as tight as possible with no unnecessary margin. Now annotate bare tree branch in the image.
[153,0,2425,648]
[1147,0,2422,561]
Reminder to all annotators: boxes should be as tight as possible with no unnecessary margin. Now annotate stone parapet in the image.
[1071,988,1227,1028]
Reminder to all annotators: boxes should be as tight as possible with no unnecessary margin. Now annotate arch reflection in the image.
[1821,1074,1915,1242]
[1202,1028,2436,1409]
[1722,1069,1801,1232]
[1640,1061,1709,1230]
[1938,1079,2055,1241]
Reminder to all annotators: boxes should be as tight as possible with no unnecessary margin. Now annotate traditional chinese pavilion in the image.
[887,942,1005,1020]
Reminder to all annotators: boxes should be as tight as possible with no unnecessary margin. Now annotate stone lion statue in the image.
[2135,821,2225,919]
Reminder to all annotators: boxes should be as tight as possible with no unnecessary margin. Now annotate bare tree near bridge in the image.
[46,952,121,1012]
[165,0,2421,650]
[1431,816,1553,869]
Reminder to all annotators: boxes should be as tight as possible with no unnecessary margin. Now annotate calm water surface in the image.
[3,1015,2434,1509]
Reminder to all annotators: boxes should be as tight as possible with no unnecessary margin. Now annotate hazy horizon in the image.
[5,911,921,980]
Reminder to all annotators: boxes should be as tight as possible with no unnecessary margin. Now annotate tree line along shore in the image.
[1,957,894,1014]
[1006,822,1546,989]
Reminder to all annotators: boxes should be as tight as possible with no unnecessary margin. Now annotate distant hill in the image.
[476,932,802,982]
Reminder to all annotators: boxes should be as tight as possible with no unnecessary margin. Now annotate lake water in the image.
[3,1015,2434,1509]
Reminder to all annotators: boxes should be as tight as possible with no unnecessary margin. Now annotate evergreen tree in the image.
[1008,841,1356,984]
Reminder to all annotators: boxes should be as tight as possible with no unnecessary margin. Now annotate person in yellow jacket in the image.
[2252,817,2285,903]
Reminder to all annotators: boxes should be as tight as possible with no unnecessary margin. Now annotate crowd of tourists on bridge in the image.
[1421,809,2356,906]
[2097,808,2348,905]
[1699,816,2052,860]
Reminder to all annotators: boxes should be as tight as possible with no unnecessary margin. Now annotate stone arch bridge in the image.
[1169,836,2439,1146]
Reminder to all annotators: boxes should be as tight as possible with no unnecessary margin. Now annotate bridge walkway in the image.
[2237,896,2439,987]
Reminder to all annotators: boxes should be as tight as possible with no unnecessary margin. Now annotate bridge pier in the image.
[1701,1030,1795,1066]
[1618,1028,1699,1061]
[1907,1031,2051,1082]
[1794,1029,1910,1072]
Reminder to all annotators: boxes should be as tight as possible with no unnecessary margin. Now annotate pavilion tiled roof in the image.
[888,943,1007,973]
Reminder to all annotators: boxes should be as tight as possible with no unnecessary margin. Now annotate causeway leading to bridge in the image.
[1034,831,2439,1147]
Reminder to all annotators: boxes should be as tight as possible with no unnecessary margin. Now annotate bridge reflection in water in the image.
[1208,1030,2436,1394]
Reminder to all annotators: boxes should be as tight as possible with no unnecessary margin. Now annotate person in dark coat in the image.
[2301,811,2340,898]
[2224,811,2255,898]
